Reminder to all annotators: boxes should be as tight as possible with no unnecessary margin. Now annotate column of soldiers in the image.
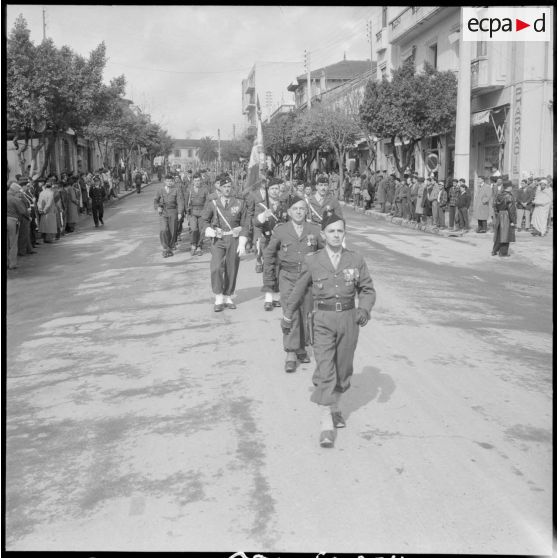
[155,169,376,448]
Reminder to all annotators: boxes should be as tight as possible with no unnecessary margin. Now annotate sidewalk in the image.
[341,201,554,272]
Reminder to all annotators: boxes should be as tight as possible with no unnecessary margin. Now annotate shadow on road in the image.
[344,365,396,418]
[234,285,265,304]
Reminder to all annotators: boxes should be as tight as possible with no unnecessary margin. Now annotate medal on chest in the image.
[342,267,359,285]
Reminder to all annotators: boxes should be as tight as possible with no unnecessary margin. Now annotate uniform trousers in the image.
[310,308,359,406]
[7,217,19,268]
[91,201,104,226]
[210,235,240,295]
[159,210,178,250]
[279,269,312,354]
[189,214,203,248]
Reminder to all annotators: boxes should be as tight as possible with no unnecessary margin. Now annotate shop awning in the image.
[471,110,490,126]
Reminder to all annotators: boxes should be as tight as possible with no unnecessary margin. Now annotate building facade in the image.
[370,6,554,182]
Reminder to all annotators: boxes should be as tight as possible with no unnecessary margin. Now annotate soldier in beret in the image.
[281,210,376,447]
[185,172,210,255]
[264,195,324,372]
[153,173,186,258]
[254,177,290,311]
[305,174,344,226]
[200,176,249,311]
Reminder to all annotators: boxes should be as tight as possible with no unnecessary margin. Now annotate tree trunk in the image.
[40,132,57,177]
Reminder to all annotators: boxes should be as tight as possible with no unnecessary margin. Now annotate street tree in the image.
[221,138,251,164]
[307,105,361,188]
[263,112,297,171]
[198,136,218,164]
[359,58,457,174]
[291,110,327,181]
[7,15,117,176]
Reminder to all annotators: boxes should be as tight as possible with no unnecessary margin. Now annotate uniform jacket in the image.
[473,182,491,220]
[285,247,376,317]
[200,196,249,237]
[306,194,343,225]
[262,221,323,290]
[89,184,106,204]
[153,184,185,215]
[186,185,209,216]
[253,198,289,237]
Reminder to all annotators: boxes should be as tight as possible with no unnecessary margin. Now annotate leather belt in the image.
[280,262,302,272]
[314,299,355,312]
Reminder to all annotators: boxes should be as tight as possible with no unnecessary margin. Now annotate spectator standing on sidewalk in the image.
[456,180,471,231]
[7,183,30,269]
[515,178,535,231]
[280,211,376,448]
[492,182,516,256]
[64,178,80,233]
[415,177,426,223]
[37,180,58,243]
[447,178,459,230]
[531,178,552,236]
[437,180,447,228]
[376,170,388,212]
[427,178,440,227]
[473,176,491,233]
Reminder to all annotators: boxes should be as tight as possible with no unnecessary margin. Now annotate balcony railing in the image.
[375,28,388,52]
[389,6,441,43]
[471,57,506,93]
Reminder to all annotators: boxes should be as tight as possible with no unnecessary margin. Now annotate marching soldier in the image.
[186,172,210,255]
[200,176,249,311]
[281,210,376,448]
[306,173,343,226]
[246,173,269,272]
[254,178,290,311]
[153,174,185,258]
[264,195,323,372]
[88,174,106,228]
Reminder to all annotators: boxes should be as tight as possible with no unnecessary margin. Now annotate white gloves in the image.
[257,208,273,223]
[205,227,217,238]
[237,235,247,256]
[178,213,182,220]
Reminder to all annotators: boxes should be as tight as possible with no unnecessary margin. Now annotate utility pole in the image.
[304,50,312,109]
[233,124,236,140]
[42,7,46,41]
[454,22,472,183]
[366,20,374,72]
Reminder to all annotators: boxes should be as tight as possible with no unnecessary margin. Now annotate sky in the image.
[6,5,381,140]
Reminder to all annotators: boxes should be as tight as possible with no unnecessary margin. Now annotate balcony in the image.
[471,57,506,93]
[389,6,450,44]
[375,28,388,53]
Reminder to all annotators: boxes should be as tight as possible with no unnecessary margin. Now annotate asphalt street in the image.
[5,183,554,554]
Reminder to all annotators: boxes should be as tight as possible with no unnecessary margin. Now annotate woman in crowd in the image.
[531,178,552,236]
[37,179,58,243]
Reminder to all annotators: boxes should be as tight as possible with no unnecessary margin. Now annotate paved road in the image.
[6,185,554,554]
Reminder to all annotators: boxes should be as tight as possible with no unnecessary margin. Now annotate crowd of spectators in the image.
[6,166,151,270]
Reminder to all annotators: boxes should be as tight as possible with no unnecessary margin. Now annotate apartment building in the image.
[370,6,553,182]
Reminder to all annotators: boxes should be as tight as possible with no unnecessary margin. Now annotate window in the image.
[188,149,193,158]
[429,43,438,69]
[477,41,487,57]
[174,149,180,157]
[380,65,387,79]
[382,6,387,27]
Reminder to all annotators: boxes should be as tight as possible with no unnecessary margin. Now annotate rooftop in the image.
[294,59,372,83]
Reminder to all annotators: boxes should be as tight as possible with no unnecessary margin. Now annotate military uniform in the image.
[153,183,185,254]
[88,181,106,227]
[246,186,267,270]
[264,220,323,359]
[186,183,210,253]
[284,247,376,405]
[200,196,249,297]
[305,193,343,226]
